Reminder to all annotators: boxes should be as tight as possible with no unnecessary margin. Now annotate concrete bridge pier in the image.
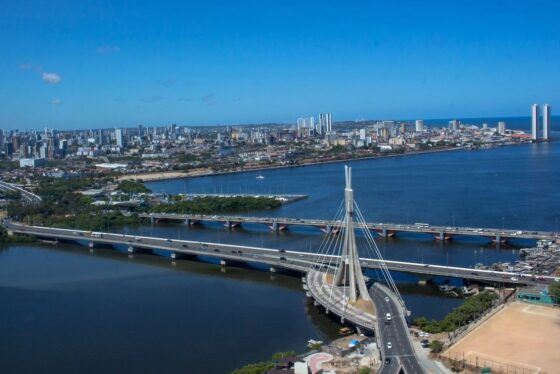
[492,234,508,245]
[377,228,396,237]
[128,245,135,254]
[220,259,228,267]
[435,231,452,241]
[417,276,432,285]
[270,266,277,273]
[150,216,155,224]
[224,221,241,229]
[88,241,95,248]
[320,225,332,234]
[269,221,287,232]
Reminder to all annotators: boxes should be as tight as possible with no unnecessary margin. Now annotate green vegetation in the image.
[23,211,144,231]
[429,339,444,353]
[0,226,36,243]
[118,180,151,194]
[6,176,145,231]
[413,291,498,333]
[359,368,374,374]
[150,196,282,214]
[0,158,19,171]
[549,282,560,302]
[231,351,297,374]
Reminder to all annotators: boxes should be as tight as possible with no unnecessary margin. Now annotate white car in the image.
[385,297,389,302]
[387,342,392,349]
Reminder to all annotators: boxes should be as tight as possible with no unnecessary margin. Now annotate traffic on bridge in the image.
[141,212,560,244]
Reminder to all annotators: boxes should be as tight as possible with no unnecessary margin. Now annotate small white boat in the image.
[256,175,265,180]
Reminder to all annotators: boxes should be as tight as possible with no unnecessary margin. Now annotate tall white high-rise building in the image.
[319,113,333,134]
[498,121,506,135]
[531,104,540,140]
[543,104,551,140]
[359,128,366,140]
[115,128,124,147]
[415,120,424,132]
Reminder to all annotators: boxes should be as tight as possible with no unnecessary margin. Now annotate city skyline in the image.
[2,1,560,129]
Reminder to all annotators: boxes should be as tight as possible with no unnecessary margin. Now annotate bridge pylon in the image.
[333,166,371,303]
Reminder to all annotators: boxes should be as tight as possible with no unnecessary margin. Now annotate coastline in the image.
[118,143,523,183]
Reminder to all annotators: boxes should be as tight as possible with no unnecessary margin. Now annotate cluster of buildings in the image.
[0,107,550,181]
[296,113,333,138]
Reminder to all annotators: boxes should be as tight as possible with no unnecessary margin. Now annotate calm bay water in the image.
[1,129,559,373]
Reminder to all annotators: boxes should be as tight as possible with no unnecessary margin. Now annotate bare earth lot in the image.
[444,302,560,373]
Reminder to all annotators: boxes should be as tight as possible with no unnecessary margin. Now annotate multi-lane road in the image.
[372,284,425,374]
[142,212,560,242]
[0,180,42,204]
[3,221,557,286]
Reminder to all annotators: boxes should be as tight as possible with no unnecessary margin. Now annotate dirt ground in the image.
[443,302,560,373]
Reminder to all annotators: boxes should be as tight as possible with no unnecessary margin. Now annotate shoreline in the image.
[118,143,525,183]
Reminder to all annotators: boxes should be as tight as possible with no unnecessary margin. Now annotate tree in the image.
[359,368,373,374]
[549,282,560,302]
[429,340,444,353]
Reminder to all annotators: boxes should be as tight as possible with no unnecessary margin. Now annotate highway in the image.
[372,284,424,374]
[4,221,557,286]
[141,212,560,243]
[0,180,42,204]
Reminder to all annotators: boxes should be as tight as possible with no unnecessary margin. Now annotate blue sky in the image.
[1,0,559,129]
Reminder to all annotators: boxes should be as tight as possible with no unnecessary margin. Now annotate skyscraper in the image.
[531,104,539,141]
[115,128,124,147]
[415,120,424,132]
[543,104,551,141]
[498,121,506,135]
[449,119,460,131]
[319,113,332,134]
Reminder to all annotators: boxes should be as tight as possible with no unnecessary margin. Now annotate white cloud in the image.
[42,72,62,84]
[97,45,120,54]
[19,63,43,72]
[50,98,62,105]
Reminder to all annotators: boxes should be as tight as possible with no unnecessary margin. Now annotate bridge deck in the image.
[142,213,560,242]
[306,270,376,331]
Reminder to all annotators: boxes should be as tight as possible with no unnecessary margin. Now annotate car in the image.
[420,339,429,344]
[279,257,287,261]
[386,342,392,349]
[385,296,390,302]
[386,313,392,321]
[278,249,286,253]
[384,357,391,365]
[510,277,519,281]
